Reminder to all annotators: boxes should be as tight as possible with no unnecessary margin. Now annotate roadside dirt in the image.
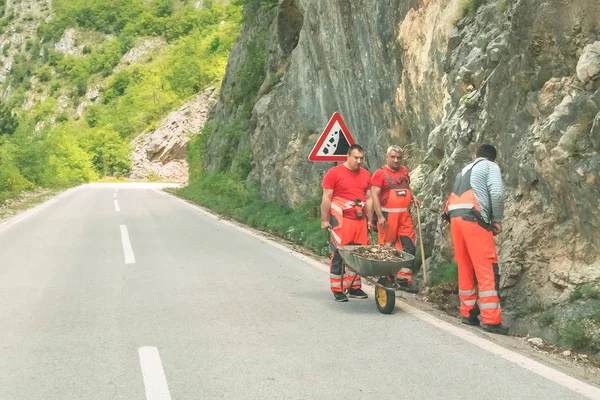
[0,188,60,222]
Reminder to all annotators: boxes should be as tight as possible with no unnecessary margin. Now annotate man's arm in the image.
[321,188,334,230]
[487,163,504,234]
[366,189,374,229]
[371,186,383,218]
[411,192,422,208]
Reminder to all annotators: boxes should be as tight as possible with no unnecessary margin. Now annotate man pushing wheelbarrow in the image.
[320,144,417,314]
[320,144,372,302]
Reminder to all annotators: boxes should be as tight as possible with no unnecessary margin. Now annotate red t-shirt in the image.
[322,164,371,202]
[371,165,411,206]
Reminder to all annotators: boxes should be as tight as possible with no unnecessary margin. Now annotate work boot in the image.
[397,279,418,294]
[482,323,510,335]
[348,288,368,299]
[333,292,348,302]
[461,316,480,326]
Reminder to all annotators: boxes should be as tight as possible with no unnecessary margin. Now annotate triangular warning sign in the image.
[308,112,356,162]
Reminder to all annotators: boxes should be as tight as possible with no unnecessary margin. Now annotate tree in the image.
[0,104,18,135]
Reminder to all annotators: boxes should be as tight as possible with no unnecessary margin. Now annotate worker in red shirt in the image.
[321,144,372,302]
[369,145,421,293]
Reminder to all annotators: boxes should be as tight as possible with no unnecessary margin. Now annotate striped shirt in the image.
[460,158,504,223]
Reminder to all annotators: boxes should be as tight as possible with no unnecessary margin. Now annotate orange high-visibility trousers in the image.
[329,218,368,292]
[450,217,502,325]
[377,211,416,283]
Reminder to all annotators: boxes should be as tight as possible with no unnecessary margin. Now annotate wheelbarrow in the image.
[337,245,415,314]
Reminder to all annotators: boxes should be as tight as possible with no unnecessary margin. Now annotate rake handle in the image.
[416,206,429,286]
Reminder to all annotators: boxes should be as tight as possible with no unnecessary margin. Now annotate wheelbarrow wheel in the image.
[375,277,396,314]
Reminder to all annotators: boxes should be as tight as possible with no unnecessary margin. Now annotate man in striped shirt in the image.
[444,144,509,335]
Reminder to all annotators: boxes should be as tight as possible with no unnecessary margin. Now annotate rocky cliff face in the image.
[204,0,600,336]
[131,87,217,182]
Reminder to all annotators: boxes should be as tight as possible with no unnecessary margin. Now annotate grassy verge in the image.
[172,172,330,257]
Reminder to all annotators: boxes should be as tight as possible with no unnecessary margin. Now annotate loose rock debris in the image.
[351,245,408,262]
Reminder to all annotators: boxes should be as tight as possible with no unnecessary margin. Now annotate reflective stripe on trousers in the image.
[329,217,367,292]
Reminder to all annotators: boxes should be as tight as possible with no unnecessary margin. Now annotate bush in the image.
[55,113,69,123]
[0,139,32,203]
[209,36,221,52]
[153,0,175,17]
[462,0,482,16]
[0,103,18,135]
[148,171,161,182]
[74,77,88,97]
[570,287,583,302]
[38,67,52,82]
[232,32,269,114]
[558,317,600,353]
[50,82,61,95]
[86,107,98,127]
[581,284,600,300]
[429,261,458,286]
[45,128,97,186]
[82,128,132,177]
[538,310,556,327]
[109,70,131,96]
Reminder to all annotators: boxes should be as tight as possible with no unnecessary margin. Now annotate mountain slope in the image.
[0,0,240,202]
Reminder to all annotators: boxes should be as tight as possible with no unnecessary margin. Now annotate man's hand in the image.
[377,215,388,228]
[492,222,502,236]
[412,196,422,209]
[368,220,377,232]
[321,220,332,230]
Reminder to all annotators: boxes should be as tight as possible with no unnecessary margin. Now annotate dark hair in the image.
[476,144,497,161]
[347,144,365,155]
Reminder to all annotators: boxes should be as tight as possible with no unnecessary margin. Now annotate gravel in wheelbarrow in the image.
[337,245,415,278]
[350,245,408,262]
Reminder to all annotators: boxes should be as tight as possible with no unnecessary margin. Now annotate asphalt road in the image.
[0,183,598,400]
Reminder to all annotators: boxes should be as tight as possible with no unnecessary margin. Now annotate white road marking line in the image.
[119,225,135,264]
[390,299,600,400]
[160,189,600,399]
[114,200,121,212]
[138,347,172,400]
[114,193,117,198]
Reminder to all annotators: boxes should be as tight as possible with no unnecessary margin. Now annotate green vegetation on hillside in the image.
[175,1,332,257]
[0,0,242,203]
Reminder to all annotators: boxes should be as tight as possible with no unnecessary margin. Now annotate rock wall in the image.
[203,0,600,325]
[131,87,217,182]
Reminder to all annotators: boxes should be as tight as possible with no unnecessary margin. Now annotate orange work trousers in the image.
[450,217,502,325]
[329,218,368,292]
[377,211,416,284]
